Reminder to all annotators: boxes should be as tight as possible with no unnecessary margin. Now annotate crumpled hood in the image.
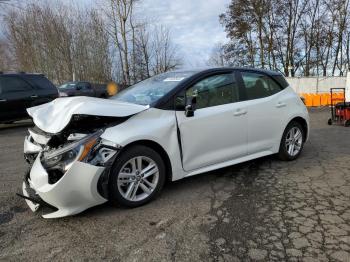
[27,96,149,133]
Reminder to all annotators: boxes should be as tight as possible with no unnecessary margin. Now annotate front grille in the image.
[48,169,64,184]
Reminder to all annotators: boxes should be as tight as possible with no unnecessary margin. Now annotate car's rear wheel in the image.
[109,145,165,207]
[278,121,305,161]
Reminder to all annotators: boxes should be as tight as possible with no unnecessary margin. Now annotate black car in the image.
[58,81,108,98]
[0,73,58,123]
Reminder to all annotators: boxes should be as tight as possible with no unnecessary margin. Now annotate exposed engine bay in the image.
[21,114,127,218]
[24,115,126,180]
[24,114,126,165]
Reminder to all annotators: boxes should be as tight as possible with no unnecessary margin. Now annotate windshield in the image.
[111,71,197,105]
[59,82,76,89]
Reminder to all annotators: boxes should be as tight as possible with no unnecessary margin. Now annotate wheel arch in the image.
[119,139,173,182]
[286,116,308,141]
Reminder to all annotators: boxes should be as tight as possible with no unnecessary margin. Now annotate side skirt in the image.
[184,150,275,178]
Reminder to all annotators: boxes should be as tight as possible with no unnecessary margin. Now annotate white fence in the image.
[286,76,346,94]
[286,75,350,101]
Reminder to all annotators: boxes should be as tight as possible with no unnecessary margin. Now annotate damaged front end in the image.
[22,118,122,218]
[20,97,149,218]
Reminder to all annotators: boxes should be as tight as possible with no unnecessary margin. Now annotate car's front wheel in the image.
[109,145,166,207]
[278,121,305,161]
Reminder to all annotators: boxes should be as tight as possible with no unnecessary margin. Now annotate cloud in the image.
[137,0,230,67]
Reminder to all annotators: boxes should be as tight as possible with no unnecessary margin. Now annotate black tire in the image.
[344,120,350,127]
[327,118,332,125]
[277,121,305,161]
[109,145,166,208]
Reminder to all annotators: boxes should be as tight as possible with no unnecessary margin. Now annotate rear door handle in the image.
[276,102,287,108]
[30,95,38,98]
[233,109,247,116]
[0,99,6,102]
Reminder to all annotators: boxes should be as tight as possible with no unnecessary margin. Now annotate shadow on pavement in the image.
[63,155,274,219]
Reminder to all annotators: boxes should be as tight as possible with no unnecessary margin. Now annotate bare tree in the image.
[3,2,111,84]
[330,0,350,75]
[0,37,15,71]
[2,0,182,84]
[103,0,182,84]
[220,0,350,76]
[137,24,152,78]
[207,43,227,66]
[105,0,135,85]
[152,25,182,74]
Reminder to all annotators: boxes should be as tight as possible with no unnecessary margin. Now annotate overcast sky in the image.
[136,0,230,67]
[1,0,231,67]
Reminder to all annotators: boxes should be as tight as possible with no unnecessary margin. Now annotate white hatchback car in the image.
[21,68,309,218]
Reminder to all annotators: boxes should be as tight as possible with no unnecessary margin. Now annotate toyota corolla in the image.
[21,68,309,218]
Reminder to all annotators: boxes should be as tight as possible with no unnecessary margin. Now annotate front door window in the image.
[186,73,239,109]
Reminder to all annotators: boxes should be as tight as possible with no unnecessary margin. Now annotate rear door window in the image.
[241,71,283,100]
[24,75,57,91]
[0,76,33,94]
[79,82,91,90]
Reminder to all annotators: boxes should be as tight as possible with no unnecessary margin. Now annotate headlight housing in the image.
[41,130,103,172]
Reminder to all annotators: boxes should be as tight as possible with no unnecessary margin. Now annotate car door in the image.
[77,82,94,96]
[74,82,83,96]
[175,72,247,172]
[0,75,36,122]
[83,83,95,96]
[239,70,289,155]
[23,75,58,107]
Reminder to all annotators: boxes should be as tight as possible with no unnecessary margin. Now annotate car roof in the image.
[61,81,78,84]
[172,67,283,76]
[61,81,89,84]
[0,72,45,77]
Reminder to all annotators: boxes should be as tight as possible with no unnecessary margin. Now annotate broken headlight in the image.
[41,129,103,171]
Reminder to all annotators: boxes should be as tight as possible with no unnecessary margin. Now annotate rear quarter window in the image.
[23,75,57,91]
[271,75,289,89]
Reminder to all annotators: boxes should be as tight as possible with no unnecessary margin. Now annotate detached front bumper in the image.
[23,155,107,218]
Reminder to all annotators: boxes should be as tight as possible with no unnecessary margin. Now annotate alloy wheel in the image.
[285,127,303,157]
[117,156,159,202]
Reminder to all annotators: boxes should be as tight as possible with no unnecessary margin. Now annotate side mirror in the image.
[76,86,82,90]
[185,96,197,117]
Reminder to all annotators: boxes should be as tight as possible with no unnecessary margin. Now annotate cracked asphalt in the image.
[0,108,349,261]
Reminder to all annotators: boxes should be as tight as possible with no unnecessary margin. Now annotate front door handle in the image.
[30,95,38,98]
[276,102,287,108]
[233,109,247,116]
